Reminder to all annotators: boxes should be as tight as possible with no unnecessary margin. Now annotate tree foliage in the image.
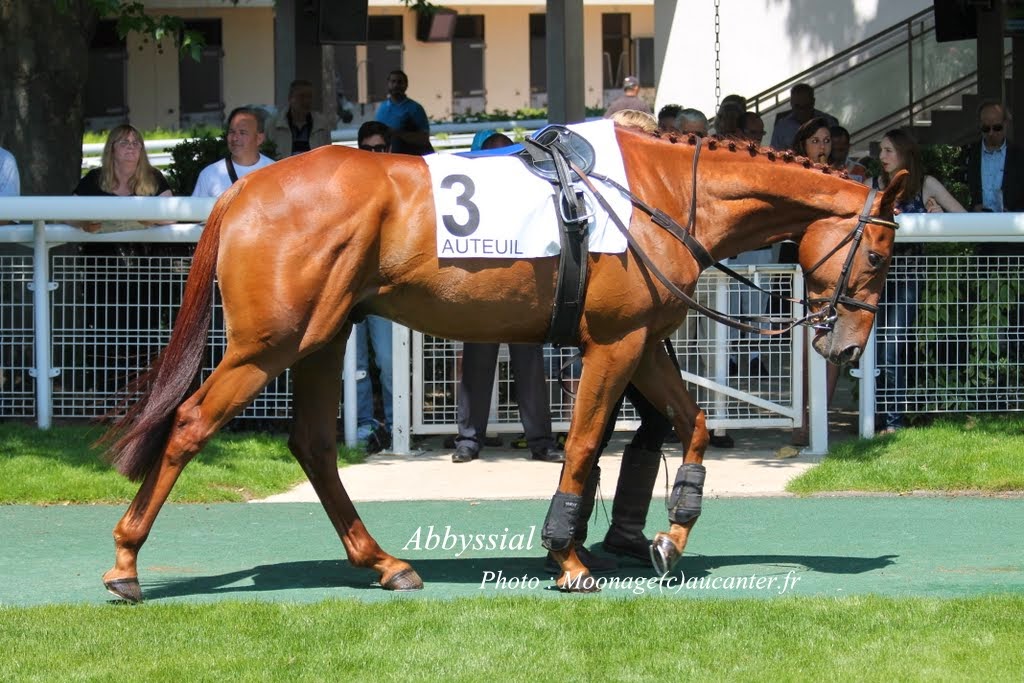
[0,1,215,194]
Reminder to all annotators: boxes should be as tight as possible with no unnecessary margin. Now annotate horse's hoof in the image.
[382,568,423,592]
[650,535,682,577]
[557,571,601,593]
[104,577,143,603]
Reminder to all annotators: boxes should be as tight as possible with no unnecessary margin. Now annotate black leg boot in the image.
[602,445,661,562]
[545,465,618,574]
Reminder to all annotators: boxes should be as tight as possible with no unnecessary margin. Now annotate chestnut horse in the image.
[100,126,905,601]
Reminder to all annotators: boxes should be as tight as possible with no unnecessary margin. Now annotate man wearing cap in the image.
[604,76,652,118]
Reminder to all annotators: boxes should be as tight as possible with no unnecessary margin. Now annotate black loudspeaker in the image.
[933,0,977,43]
[416,8,457,42]
[318,0,368,44]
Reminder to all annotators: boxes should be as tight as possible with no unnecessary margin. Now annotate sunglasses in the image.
[981,124,1004,133]
[359,143,388,153]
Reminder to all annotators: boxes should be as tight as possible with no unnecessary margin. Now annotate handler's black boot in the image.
[545,465,618,574]
[602,445,661,563]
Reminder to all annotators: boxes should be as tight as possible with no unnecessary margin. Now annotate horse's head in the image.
[800,170,908,365]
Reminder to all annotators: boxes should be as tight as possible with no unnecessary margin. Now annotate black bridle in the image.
[801,187,899,331]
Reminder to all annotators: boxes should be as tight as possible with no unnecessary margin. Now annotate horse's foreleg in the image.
[629,341,709,576]
[287,336,422,591]
[546,334,644,592]
[103,358,285,602]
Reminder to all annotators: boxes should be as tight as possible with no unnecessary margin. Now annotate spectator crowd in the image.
[2,72,1021,497]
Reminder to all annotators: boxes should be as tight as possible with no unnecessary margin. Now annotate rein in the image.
[569,153,898,335]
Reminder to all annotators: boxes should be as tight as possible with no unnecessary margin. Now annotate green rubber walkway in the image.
[2,497,1022,606]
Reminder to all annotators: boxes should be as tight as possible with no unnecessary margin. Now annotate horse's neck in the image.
[696,157,867,260]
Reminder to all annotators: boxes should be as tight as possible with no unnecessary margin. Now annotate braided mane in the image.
[639,128,854,181]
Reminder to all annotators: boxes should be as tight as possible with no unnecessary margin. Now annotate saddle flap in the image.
[516,125,597,182]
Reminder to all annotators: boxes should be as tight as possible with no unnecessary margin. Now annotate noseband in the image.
[801,187,899,331]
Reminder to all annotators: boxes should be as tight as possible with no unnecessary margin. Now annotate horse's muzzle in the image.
[812,332,862,366]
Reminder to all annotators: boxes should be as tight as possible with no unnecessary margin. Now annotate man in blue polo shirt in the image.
[375,70,432,155]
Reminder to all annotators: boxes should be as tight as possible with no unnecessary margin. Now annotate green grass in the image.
[0,423,364,504]
[789,415,1024,495]
[2,596,1022,680]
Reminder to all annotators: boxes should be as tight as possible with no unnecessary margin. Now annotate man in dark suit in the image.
[966,101,1024,215]
[965,101,1023,363]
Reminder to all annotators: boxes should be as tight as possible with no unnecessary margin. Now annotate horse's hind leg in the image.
[288,334,422,591]
[628,341,710,576]
[103,353,292,602]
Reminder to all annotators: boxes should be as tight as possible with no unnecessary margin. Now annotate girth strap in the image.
[522,137,591,347]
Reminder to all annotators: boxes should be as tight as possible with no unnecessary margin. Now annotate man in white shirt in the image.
[192,107,275,197]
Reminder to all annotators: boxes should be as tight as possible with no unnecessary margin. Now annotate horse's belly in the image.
[373,260,558,343]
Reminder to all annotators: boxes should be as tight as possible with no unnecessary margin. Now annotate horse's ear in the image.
[878,169,909,216]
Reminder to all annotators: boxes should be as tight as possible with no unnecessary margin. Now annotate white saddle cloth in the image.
[424,119,633,258]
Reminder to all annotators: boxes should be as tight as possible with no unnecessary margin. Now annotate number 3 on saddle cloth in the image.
[424,119,633,260]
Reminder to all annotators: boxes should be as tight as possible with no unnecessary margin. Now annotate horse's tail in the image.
[100,183,241,481]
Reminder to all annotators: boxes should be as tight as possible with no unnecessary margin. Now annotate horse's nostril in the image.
[840,345,861,364]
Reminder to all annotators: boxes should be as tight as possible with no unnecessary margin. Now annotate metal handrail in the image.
[742,5,1013,151]
[746,7,935,116]
[849,50,1015,147]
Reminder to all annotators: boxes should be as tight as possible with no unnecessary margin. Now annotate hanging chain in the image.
[714,0,721,111]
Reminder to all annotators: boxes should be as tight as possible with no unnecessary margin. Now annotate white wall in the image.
[656,0,932,116]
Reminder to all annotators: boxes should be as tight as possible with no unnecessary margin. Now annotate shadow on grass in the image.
[141,552,898,600]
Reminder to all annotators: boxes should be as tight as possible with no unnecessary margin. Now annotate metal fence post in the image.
[29,221,57,429]
[858,325,878,439]
[343,326,358,448]
[806,326,829,455]
[392,323,411,454]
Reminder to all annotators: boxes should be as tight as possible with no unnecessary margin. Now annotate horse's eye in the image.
[867,251,884,268]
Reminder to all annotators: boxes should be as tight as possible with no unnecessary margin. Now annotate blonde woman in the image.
[73,125,172,232]
[72,125,175,381]
[75,124,171,197]
[610,108,658,133]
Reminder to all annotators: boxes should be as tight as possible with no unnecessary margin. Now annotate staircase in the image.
[746,7,1012,151]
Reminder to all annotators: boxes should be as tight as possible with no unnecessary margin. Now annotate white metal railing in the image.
[855,212,1024,437]
[2,198,1023,453]
[0,199,364,449]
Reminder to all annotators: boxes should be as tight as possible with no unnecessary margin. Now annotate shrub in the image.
[165,135,278,196]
